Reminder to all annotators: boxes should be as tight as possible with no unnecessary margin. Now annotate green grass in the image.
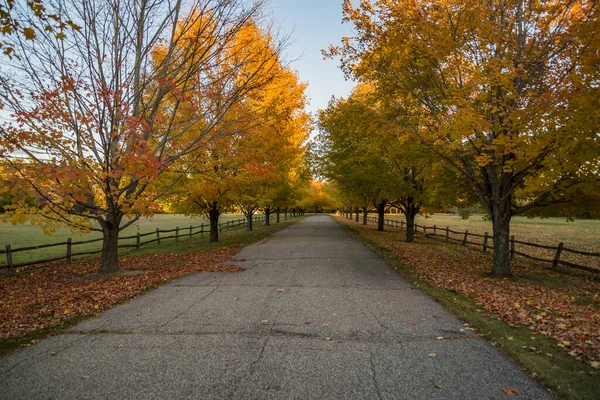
[341,222,600,400]
[0,213,282,266]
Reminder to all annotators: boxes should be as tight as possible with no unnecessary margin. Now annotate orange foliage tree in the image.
[0,0,283,273]
[169,22,310,237]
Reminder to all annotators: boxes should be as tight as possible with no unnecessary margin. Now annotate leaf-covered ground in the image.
[337,217,600,368]
[0,246,242,339]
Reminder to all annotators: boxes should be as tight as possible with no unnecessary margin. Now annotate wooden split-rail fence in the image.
[356,215,599,274]
[1,216,269,274]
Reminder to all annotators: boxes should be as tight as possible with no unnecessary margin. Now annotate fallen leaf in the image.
[591,361,600,369]
[261,320,269,324]
[428,353,437,358]
[322,323,331,327]
[117,344,125,348]
[323,337,332,341]
[304,321,311,325]
[436,336,444,340]
[433,383,440,389]
[234,298,239,301]
[277,288,284,292]
[503,388,518,396]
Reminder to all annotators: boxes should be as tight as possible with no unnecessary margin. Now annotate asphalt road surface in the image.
[0,215,553,399]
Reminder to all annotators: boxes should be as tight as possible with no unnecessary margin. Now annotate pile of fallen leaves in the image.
[338,218,600,368]
[0,246,243,339]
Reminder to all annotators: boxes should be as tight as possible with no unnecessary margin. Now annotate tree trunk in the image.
[355,207,359,222]
[376,202,386,231]
[265,207,271,226]
[246,204,254,231]
[405,211,416,243]
[99,213,123,274]
[276,208,280,223]
[284,208,288,220]
[491,202,512,276]
[349,208,353,220]
[208,206,220,243]
[362,208,368,225]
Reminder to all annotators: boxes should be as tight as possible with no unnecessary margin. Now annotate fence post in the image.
[189,225,193,238]
[176,227,179,241]
[136,233,141,250]
[6,244,14,275]
[156,228,160,245]
[200,223,204,236]
[483,232,488,253]
[423,226,427,237]
[510,235,515,259]
[445,227,449,242]
[433,225,437,236]
[553,242,564,268]
[66,238,72,263]
[463,230,469,245]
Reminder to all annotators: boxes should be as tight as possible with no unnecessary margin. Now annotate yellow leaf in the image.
[23,28,36,40]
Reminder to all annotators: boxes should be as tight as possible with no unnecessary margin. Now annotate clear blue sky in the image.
[267,0,356,115]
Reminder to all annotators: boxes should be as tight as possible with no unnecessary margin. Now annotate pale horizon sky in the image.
[267,0,356,116]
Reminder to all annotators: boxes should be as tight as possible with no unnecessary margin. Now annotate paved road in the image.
[1,215,552,399]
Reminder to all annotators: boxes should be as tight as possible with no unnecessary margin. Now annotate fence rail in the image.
[354,215,599,274]
[1,215,270,273]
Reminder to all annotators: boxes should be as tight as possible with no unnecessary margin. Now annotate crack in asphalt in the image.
[369,351,384,400]
[158,286,218,329]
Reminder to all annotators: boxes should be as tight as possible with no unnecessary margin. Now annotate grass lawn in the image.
[0,213,277,267]
[336,216,600,400]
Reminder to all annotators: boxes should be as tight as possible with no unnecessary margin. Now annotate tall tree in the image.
[316,84,457,237]
[331,0,600,275]
[0,0,283,273]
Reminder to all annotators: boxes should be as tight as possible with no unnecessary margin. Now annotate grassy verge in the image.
[336,217,599,400]
[0,216,304,357]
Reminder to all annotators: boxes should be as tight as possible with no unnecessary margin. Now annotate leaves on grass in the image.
[0,246,242,339]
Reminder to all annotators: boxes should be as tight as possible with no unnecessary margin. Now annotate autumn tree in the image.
[0,0,284,273]
[231,58,309,231]
[316,87,393,231]
[332,0,600,275]
[166,19,293,242]
[298,180,337,214]
[316,84,459,238]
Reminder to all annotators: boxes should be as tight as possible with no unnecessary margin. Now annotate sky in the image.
[267,0,356,116]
